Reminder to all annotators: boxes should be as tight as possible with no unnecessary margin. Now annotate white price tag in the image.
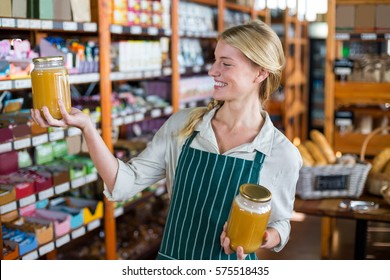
[361,33,377,40]
[19,194,36,208]
[71,177,86,189]
[130,25,142,34]
[87,220,100,231]
[0,142,12,153]
[85,173,98,183]
[14,79,31,89]
[110,24,123,34]
[38,188,54,200]
[29,20,41,29]
[112,117,124,126]
[0,201,17,214]
[2,18,16,28]
[32,134,48,146]
[71,227,86,239]
[124,115,135,124]
[144,70,153,78]
[13,137,31,150]
[335,33,350,40]
[114,207,124,218]
[164,29,172,36]
[67,127,82,137]
[164,106,173,115]
[56,234,70,247]
[17,19,30,28]
[147,27,158,35]
[41,20,53,29]
[63,21,78,31]
[0,80,12,90]
[22,251,39,260]
[83,22,97,32]
[49,130,65,141]
[39,242,55,256]
[151,108,161,118]
[152,69,161,77]
[134,113,144,122]
[55,182,70,195]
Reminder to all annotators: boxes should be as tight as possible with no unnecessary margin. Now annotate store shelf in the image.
[0,18,97,32]
[335,82,390,106]
[334,132,390,156]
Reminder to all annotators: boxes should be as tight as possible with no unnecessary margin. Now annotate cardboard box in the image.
[70,0,91,22]
[12,0,27,18]
[65,197,103,224]
[0,0,12,17]
[0,184,16,206]
[376,5,390,30]
[355,4,376,31]
[53,0,72,21]
[336,5,355,30]
[3,239,19,260]
[8,216,54,245]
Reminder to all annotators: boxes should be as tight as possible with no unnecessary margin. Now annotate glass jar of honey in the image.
[31,56,71,120]
[226,184,272,254]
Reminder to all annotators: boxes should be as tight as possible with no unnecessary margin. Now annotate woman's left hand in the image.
[220,222,247,260]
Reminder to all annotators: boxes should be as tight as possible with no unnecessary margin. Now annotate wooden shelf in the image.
[225,2,251,13]
[190,0,218,6]
[334,132,390,156]
[335,82,390,106]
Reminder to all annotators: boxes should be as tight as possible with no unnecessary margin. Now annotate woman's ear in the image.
[255,69,269,83]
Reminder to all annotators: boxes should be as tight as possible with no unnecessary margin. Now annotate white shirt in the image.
[104,107,302,252]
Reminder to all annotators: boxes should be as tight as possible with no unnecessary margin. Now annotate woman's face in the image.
[208,40,263,103]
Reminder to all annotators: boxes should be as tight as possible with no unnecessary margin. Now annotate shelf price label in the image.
[29,20,41,29]
[49,130,65,141]
[17,19,30,28]
[0,80,12,91]
[71,177,86,189]
[71,227,86,239]
[110,24,123,34]
[38,188,54,201]
[124,114,135,124]
[63,21,78,31]
[41,20,54,30]
[32,134,49,146]
[14,79,32,89]
[39,242,55,256]
[0,201,17,215]
[22,251,39,260]
[2,18,16,28]
[335,33,350,40]
[164,106,173,115]
[130,25,142,34]
[87,220,101,231]
[67,127,82,137]
[147,27,158,36]
[56,234,71,247]
[134,113,144,122]
[19,194,36,208]
[55,182,70,195]
[13,137,31,150]
[0,142,12,154]
[85,173,98,184]
[151,108,162,118]
[361,33,377,40]
[83,22,97,32]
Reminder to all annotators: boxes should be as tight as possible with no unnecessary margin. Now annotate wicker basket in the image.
[296,161,371,199]
[360,126,390,196]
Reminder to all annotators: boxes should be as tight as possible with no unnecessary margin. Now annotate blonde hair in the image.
[179,20,285,139]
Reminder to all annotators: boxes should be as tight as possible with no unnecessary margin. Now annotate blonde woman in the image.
[31,20,302,260]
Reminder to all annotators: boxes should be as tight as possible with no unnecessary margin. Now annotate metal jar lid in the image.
[32,56,64,63]
[239,184,271,203]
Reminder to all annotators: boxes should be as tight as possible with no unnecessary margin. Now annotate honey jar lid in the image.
[32,56,64,63]
[239,184,271,202]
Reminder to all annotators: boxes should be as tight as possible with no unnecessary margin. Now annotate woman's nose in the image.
[208,63,219,77]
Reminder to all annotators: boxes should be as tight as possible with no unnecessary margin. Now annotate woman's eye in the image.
[222,63,232,67]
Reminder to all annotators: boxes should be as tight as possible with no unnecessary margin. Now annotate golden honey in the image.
[31,56,71,120]
[226,184,272,254]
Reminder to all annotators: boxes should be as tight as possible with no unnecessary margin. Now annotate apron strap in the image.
[249,151,266,184]
[183,131,199,149]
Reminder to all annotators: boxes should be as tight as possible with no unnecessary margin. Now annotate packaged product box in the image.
[65,197,103,224]
[27,0,54,19]
[0,0,12,17]
[12,0,27,18]
[49,197,84,229]
[8,216,54,245]
[40,162,70,186]
[26,208,71,237]
[53,0,72,21]
[1,210,19,223]
[3,239,19,260]
[376,5,390,30]
[0,174,35,199]
[336,5,355,31]
[70,0,91,22]
[355,4,376,31]
[0,184,16,206]
[2,226,38,256]
[0,151,19,175]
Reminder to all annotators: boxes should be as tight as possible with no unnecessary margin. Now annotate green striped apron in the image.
[157,131,265,260]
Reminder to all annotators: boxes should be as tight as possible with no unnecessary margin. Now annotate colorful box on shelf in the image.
[2,226,38,256]
[7,216,54,245]
[49,197,84,229]
[0,114,32,139]
[15,168,53,193]
[1,210,18,223]
[3,239,19,260]
[64,197,103,224]
[0,184,16,206]
[0,151,18,175]
[0,174,34,199]
[40,162,70,186]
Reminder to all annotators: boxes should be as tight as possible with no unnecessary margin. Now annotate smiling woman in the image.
[31,20,302,261]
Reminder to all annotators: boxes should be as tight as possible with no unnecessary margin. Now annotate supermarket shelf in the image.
[0,173,98,216]
[334,82,390,106]
[334,132,390,156]
[335,32,390,41]
[0,18,97,32]
[110,24,169,36]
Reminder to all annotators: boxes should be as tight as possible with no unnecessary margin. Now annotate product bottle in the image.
[226,183,272,254]
[31,56,71,120]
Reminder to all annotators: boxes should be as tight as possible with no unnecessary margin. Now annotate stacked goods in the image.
[366,147,390,196]
[296,130,371,199]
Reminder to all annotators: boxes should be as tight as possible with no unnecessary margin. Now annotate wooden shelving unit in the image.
[324,0,390,156]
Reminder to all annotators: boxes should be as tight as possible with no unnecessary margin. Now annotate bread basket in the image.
[360,126,390,196]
